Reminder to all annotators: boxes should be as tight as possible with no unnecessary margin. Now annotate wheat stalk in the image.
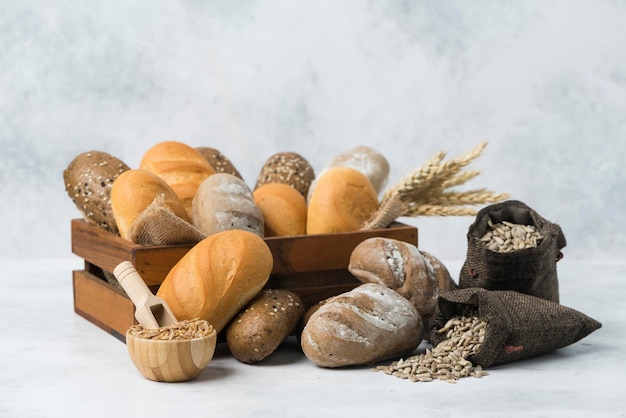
[363,142,509,230]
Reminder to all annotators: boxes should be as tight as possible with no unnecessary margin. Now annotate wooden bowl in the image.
[125,329,217,382]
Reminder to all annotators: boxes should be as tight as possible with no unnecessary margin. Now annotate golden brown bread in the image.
[156,229,273,333]
[225,289,305,363]
[253,183,307,237]
[110,169,190,241]
[306,166,379,234]
[140,141,216,217]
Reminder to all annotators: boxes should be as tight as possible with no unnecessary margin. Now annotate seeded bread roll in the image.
[226,289,305,363]
[63,150,130,234]
[156,229,273,333]
[192,173,264,237]
[255,152,315,197]
[253,183,307,237]
[308,146,389,202]
[348,237,456,327]
[110,169,190,241]
[195,146,243,179]
[301,283,423,368]
[306,167,380,234]
[140,141,216,217]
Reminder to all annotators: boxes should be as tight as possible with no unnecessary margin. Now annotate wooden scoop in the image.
[113,261,178,329]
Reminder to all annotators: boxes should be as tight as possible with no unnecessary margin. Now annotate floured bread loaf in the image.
[306,167,379,234]
[140,141,216,217]
[192,173,264,237]
[348,237,457,327]
[301,283,423,368]
[156,229,273,333]
[253,183,307,237]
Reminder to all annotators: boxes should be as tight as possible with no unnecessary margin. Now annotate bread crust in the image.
[349,238,457,328]
[226,289,305,363]
[301,283,422,368]
[253,183,307,237]
[140,141,216,217]
[110,169,190,240]
[306,167,379,234]
[156,229,273,333]
[192,173,264,237]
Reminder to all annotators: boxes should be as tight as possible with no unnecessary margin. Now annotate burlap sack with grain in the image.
[128,195,206,246]
[428,288,601,368]
[459,200,566,302]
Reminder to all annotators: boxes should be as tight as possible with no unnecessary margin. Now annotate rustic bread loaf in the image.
[306,167,380,234]
[254,152,315,197]
[140,141,216,217]
[195,146,243,179]
[63,150,130,234]
[301,283,423,368]
[192,173,264,237]
[226,289,305,363]
[110,169,190,241]
[348,237,456,327]
[156,229,273,333]
[253,183,307,237]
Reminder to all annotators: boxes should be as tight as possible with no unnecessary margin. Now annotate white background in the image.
[1,0,625,263]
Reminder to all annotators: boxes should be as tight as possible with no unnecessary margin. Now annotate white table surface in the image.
[1,257,623,418]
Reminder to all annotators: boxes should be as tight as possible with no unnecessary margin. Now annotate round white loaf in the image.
[192,173,264,237]
[301,283,423,368]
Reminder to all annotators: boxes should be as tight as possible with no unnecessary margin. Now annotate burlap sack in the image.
[128,195,207,246]
[459,200,566,302]
[429,288,601,368]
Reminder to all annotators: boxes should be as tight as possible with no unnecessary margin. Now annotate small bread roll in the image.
[110,169,190,241]
[156,229,273,333]
[301,283,423,368]
[348,238,457,327]
[226,289,305,363]
[63,150,130,234]
[140,141,216,217]
[255,152,315,197]
[309,146,390,201]
[192,173,264,237]
[195,146,243,179]
[306,167,379,234]
[253,183,307,237]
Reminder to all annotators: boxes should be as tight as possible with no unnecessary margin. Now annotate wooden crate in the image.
[71,219,418,343]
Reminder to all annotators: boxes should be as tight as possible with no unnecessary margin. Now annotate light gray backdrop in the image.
[2,1,625,264]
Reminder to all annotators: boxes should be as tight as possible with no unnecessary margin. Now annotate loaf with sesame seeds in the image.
[63,150,130,234]
[195,146,243,179]
[226,289,305,363]
[254,152,315,197]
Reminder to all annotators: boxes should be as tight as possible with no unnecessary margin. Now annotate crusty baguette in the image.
[156,229,273,333]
